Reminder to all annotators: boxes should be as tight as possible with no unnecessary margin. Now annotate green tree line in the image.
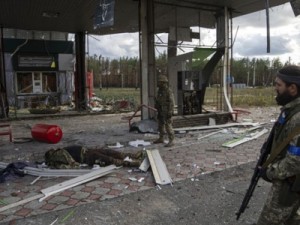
[87,52,290,88]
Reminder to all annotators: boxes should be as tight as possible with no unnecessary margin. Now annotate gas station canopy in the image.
[0,0,291,35]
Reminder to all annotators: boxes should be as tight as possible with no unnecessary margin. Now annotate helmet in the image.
[158,75,168,82]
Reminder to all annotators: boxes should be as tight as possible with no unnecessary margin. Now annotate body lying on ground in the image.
[44,145,144,169]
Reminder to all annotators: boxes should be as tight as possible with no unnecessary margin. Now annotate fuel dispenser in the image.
[177,71,203,115]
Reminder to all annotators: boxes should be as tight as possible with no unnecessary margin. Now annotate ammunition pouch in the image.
[278,177,300,207]
[260,168,272,183]
[290,175,300,193]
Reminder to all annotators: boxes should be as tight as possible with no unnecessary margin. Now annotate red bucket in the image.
[31,124,63,144]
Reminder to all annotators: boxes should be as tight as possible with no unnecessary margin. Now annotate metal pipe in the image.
[222,7,233,113]
[265,0,270,53]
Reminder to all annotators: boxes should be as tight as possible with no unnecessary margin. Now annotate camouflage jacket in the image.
[155,86,174,118]
[45,148,81,169]
[267,97,300,180]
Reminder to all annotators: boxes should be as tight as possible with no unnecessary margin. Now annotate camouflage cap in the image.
[158,75,168,82]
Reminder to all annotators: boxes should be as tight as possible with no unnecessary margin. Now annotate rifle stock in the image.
[236,126,275,220]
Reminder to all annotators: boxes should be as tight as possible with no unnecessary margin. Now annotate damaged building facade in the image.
[3,29,75,109]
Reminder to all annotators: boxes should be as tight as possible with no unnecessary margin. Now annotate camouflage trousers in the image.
[84,148,142,167]
[157,117,174,141]
[257,180,300,225]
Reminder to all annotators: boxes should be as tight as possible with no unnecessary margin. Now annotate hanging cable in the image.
[11,38,29,57]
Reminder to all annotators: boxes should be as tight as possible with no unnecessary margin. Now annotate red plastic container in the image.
[31,124,63,144]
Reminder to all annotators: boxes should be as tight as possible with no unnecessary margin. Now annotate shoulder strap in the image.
[262,126,300,169]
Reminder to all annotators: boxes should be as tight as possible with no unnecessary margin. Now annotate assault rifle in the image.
[236,126,275,220]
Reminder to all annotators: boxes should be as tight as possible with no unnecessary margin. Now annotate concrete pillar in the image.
[74,32,87,111]
[140,0,155,120]
[0,27,8,118]
[216,8,232,112]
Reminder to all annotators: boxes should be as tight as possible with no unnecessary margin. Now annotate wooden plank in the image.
[146,149,172,185]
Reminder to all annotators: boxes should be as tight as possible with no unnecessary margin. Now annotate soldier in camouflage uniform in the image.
[45,147,82,169]
[153,75,175,147]
[84,147,143,167]
[256,65,300,225]
[45,145,144,169]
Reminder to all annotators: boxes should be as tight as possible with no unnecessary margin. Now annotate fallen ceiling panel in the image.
[0,0,291,35]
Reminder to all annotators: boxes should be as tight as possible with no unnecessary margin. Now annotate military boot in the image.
[123,160,141,167]
[127,150,143,159]
[112,159,124,167]
[134,150,146,159]
[164,141,174,147]
[164,138,174,147]
[153,137,164,144]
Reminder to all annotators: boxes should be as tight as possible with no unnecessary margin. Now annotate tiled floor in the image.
[0,107,279,223]
[0,124,270,223]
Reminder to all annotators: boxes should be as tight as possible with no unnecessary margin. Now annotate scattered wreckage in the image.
[0,107,272,215]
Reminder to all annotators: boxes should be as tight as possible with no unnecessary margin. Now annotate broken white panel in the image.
[174,122,260,132]
[232,125,263,134]
[108,142,124,148]
[129,177,137,181]
[0,194,44,213]
[139,157,150,172]
[169,26,192,42]
[39,165,116,201]
[0,166,116,212]
[208,118,216,126]
[242,118,253,123]
[138,177,145,182]
[146,149,172,185]
[30,176,41,185]
[222,128,269,148]
[129,139,151,147]
[123,156,133,162]
[197,129,225,140]
[0,162,95,177]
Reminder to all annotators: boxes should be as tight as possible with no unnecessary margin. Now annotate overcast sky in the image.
[87,2,300,65]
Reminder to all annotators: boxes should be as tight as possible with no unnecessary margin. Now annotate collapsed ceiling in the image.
[0,0,291,35]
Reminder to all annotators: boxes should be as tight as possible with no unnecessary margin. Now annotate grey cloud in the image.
[233,3,295,29]
[88,34,139,58]
[234,34,293,56]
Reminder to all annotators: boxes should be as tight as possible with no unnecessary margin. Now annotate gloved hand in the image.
[259,167,272,183]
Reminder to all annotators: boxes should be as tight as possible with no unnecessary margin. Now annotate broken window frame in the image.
[16,71,57,94]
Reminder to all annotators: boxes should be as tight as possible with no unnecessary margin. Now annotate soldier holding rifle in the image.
[237,65,300,225]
